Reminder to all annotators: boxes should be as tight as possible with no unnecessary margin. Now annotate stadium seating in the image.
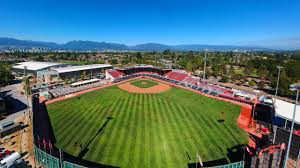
[107,69,124,79]
[166,71,188,81]
[49,80,108,98]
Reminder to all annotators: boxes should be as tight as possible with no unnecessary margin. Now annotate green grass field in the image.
[130,79,158,88]
[47,80,248,168]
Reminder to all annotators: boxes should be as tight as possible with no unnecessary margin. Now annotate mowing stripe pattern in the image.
[47,83,248,168]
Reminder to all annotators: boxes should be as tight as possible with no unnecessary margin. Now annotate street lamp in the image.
[274,66,283,104]
[283,83,300,168]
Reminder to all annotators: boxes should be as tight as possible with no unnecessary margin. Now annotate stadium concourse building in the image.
[12,61,113,82]
[12,61,67,76]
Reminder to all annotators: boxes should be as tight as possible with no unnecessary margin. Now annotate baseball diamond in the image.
[46,78,248,168]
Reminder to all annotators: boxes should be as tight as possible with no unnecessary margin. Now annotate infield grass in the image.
[130,79,158,88]
[47,80,248,168]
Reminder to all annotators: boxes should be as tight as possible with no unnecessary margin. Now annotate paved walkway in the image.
[0,82,29,125]
[20,111,36,167]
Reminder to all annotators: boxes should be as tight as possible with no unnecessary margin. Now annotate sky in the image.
[0,0,300,49]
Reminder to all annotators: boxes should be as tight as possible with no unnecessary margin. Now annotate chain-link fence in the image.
[63,161,87,168]
[35,145,244,168]
[34,145,60,168]
[208,161,244,168]
[34,145,87,168]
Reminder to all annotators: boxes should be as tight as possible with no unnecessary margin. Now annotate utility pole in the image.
[203,51,207,81]
[283,83,300,168]
[90,63,93,79]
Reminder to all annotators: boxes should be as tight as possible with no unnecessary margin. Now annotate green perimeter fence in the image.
[208,161,244,168]
[34,145,86,168]
[34,145,244,168]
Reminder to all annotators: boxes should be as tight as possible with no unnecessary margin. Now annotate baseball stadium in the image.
[32,66,289,168]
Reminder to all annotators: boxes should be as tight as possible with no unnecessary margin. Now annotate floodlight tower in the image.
[203,50,207,80]
[283,83,300,168]
[274,66,283,103]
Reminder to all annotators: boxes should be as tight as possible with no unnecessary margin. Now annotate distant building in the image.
[12,61,67,76]
[12,61,113,82]
[53,64,112,80]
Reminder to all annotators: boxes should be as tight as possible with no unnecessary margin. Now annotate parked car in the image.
[0,152,21,168]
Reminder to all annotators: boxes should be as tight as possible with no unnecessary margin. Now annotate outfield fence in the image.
[34,145,87,168]
[35,144,244,168]
[207,161,244,168]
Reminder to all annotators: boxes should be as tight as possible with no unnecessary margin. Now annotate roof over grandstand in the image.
[273,98,300,124]
[53,64,112,73]
[71,78,101,87]
[13,61,64,71]
[116,65,170,70]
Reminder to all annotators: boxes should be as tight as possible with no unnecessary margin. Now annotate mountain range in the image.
[0,37,269,51]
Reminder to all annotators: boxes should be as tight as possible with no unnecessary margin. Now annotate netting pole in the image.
[59,148,63,168]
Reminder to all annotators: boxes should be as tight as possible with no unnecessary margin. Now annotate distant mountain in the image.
[0,37,270,51]
[173,44,268,51]
[0,37,58,48]
[130,43,172,51]
[63,40,128,51]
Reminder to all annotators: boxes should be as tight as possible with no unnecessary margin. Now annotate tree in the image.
[229,65,235,76]
[248,80,256,87]
[163,49,171,55]
[212,64,220,77]
[220,75,229,83]
[136,52,142,64]
[271,70,294,97]
[0,63,14,87]
[23,77,31,95]
[110,58,118,65]
[186,61,193,72]
[243,67,253,76]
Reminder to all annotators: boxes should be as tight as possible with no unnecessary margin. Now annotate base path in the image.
[118,79,171,93]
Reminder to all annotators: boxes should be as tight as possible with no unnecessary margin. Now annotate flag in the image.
[37,135,41,149]
[198,154,203,167]
[49,140,53,150]
[280,143,286,150]
[43,138,47,150]
[49,139,52,155]
[246,146,253,155]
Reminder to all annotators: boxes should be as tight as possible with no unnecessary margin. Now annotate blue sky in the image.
[0,0,300,49]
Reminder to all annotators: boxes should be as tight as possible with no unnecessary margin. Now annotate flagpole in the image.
[49,139,52,156]
[59,148,63,168]
[196,152,198,168]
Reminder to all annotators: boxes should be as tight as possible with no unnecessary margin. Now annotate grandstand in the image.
[32,65,282,168]
[48,79,109,98]
[105,69,125,80]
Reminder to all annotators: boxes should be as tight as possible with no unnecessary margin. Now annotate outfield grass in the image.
[47,80,248,168]
[130,79,158,88]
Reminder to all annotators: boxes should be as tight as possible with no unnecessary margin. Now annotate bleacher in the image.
[107,69,124,79]
[182,77,199,85]
[165,71,188,81]
[49,80,108,98]
[176,73,188,81]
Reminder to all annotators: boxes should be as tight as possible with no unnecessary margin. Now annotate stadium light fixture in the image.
[274,66,283,104]
[283,83,300,168]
